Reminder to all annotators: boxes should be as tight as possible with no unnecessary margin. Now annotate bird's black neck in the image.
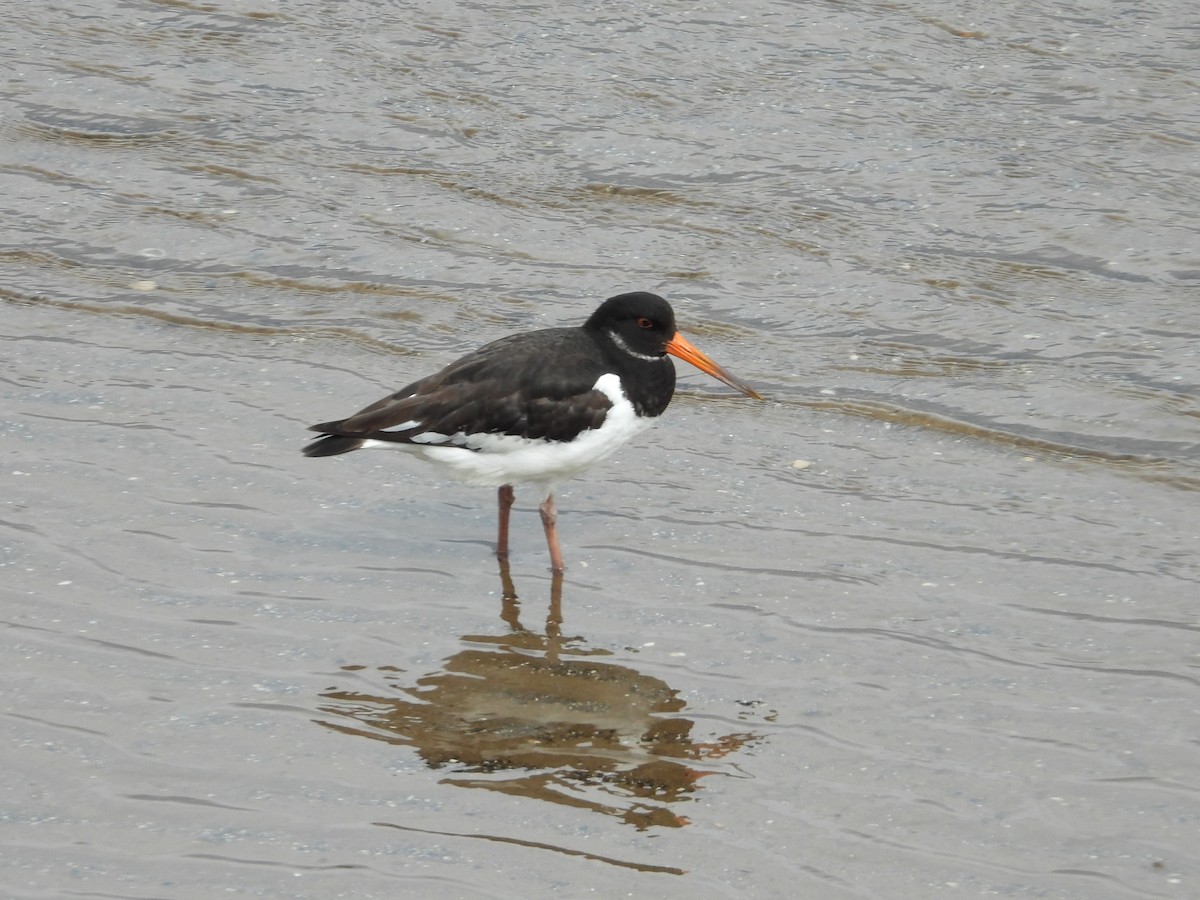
[604,349,675,418]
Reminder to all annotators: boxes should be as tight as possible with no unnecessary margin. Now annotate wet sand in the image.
[3,1,1198,897]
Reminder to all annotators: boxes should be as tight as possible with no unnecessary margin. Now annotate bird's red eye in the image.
[636,317,654,329]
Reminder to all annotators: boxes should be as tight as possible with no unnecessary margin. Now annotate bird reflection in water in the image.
[318,564,761,830]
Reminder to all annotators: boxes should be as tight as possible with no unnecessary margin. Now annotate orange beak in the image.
[666,332,763,400]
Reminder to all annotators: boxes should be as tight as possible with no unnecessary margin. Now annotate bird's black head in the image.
[584,292,677,360]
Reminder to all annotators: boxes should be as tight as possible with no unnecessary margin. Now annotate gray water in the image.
[3,1,1197,897]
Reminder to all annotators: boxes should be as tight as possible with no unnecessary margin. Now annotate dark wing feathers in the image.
[306,327,614,448]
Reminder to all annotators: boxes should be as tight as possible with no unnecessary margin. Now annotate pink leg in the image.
[539,493,565,573]
[496,484,515,561]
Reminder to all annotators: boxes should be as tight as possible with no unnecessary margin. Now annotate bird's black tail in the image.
[302,434,367,457]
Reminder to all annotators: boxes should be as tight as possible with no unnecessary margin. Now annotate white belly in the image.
[365,373,653,493]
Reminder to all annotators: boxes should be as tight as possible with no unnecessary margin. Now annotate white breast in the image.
[364,373,653,492]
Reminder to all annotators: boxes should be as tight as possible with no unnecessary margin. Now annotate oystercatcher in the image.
[303,291,761,571]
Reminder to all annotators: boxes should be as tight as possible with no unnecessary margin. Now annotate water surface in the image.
[3,1,1197,897]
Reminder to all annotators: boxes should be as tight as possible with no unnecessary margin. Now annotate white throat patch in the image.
[606,329,662,362]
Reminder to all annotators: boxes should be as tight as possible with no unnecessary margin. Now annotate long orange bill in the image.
[666,332,763,400]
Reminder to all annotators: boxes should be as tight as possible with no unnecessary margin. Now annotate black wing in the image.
[305,328,614,454]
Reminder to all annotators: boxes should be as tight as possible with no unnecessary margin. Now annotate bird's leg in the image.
[496,484,515,561]
[546,570,564,650]
[539,492,565,573]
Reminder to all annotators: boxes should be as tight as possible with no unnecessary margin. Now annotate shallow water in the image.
[3,1,1198,897]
